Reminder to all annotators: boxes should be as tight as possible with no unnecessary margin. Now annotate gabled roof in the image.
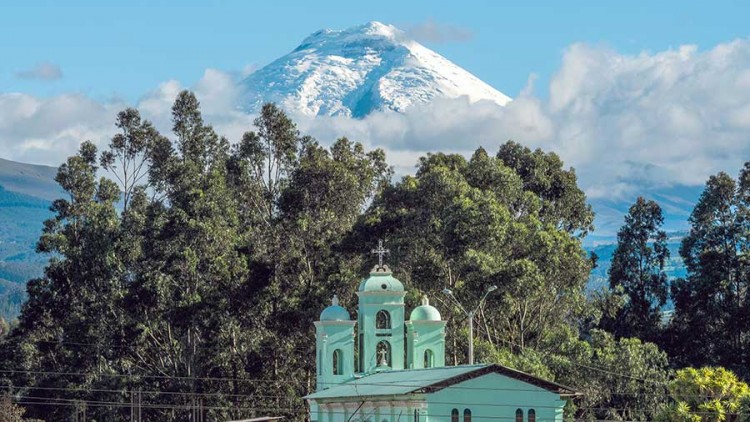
[304,364,579,400]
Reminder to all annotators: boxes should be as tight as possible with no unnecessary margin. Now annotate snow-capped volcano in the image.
[240,21,511,117]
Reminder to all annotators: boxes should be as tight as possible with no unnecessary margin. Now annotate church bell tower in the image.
[357,241,406,373]
[314,295,355,391]
[406,296,447,369]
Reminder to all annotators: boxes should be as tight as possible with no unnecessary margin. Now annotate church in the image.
[304,250,578,422]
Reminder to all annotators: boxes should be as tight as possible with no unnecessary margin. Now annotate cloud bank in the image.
[3,39,750,204]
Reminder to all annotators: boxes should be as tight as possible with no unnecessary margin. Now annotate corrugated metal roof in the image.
[304,364,578,400]
[306,365,484,400]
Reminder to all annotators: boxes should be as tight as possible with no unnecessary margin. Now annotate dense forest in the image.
[0,91,749,421]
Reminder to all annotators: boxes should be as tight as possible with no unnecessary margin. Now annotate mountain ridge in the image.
[0,158,56,320]
[0,157,61,201]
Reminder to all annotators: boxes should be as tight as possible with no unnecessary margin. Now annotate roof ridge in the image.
[354,363,489,377]
[304,364,578,401]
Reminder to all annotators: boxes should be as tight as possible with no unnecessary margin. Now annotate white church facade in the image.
[304,256,577,422]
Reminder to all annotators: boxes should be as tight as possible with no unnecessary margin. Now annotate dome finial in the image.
[421,295,429,306]
[332,295,339,306]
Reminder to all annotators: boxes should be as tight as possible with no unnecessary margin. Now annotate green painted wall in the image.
[427,373,566,422]
[310,372,567,422]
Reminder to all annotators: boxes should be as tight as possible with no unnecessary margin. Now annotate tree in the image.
[226,104,389,414]
[476,328,672,422]
[0,395,39,422]
[496,141,594,236]
[600,197,669,341]
[656,367,750,422]
[669,168,750,375]
[99,108,163,212]
[0,141,125,421]
[121,90,249,421]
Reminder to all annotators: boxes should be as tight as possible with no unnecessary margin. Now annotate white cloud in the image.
[404,19,473,44]
[15,62,63,81]
[0,93,123,164]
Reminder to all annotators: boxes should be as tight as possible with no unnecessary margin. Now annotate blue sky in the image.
[3,0,749,102]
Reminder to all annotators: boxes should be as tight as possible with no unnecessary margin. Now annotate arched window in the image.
[423,349,434,368]
[332,349,343,375]
[463,409,471,422]
[515,409,523,422]
[451,409,459,422]
[528,409,535,422]
[376,310,391,329]
[376,340,392,366]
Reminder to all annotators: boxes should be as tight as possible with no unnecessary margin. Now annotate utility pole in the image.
[443,285,497,364]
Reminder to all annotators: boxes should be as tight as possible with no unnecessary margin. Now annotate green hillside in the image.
[0,159,59,320]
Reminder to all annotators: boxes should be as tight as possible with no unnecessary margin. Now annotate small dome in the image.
[320,295,350,321]
[410,296,441,321]
[358,265,404,293]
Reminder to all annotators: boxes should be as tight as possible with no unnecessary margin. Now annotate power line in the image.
[0,368,733,401]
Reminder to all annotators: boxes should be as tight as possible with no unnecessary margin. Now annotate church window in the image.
[451,409,459,422]
[376,340,391,366]
[424,349,434,368]
[528,409,535,422]
[516,409,523,422]
[376,310,391,329]
[463,409,471,422]
[332,349,343,375]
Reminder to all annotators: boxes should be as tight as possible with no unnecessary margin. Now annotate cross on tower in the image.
[371,240,390,267]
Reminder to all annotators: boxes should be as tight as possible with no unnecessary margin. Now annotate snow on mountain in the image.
[239,21,512,118]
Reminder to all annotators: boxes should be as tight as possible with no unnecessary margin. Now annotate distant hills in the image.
[0,157,62,201]
[0,158,61,320]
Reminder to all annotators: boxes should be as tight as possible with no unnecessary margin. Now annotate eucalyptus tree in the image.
[669,168,750,375]
[0,141,126,421]
[226,104,390,412]
[600,197,669,342]
[496,141,594,236]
